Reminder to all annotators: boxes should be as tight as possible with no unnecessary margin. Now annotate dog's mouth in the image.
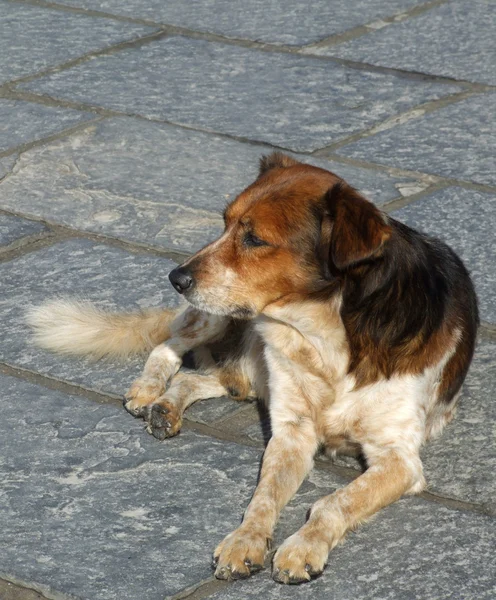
[179,287,256,320]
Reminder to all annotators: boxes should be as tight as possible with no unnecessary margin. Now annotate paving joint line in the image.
[2,86,309,156]
[2,359,492,519]
[319,152,496,195]
[166,578,229,600]
[4,0,495,92]
[3,89,495,199]
[312,89,481,154]
[479,323,496,340]
[0,573,77,600]
[0,230,70,263]
[0,114,107,162]
[381,182,450,213]
[0,205,191,262]
[182,419,493,517]
[0,362,123,406]
[2,27,171,89]
[300,0,451,52]
[0,229,59,259]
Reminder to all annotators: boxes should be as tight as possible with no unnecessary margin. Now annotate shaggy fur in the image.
[29,153,478,584]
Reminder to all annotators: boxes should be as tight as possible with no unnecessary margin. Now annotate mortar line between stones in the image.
[4,86,496,198]
[0,361,123,406]
[479,323,496,340]
[179,420,495,517]
[319,151,496,195]
[0,115,107,162]
[6,0,453,61]
[1,27,171,89]
[300,0,451,51]
[0,230,71,263]
[4,0,496,91]
[0,205,191,262]
[1,360,493,520]
[0,229,58,258]
[381,182,450,213]
[166,577,229,600]
[0,573,79,600]
[312,90,480,154]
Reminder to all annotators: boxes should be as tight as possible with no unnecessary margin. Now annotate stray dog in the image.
[28,153,478,584]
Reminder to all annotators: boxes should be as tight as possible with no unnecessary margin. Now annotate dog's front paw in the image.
[213,527,271,580]
[144,400,182,440]
[123,377,164,417]
[272,532,328,584]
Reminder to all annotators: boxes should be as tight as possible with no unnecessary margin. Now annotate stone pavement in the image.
[0,0,494,598]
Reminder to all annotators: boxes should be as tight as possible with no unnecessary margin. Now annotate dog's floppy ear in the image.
[326,182,391,271]
[259,151,300,177]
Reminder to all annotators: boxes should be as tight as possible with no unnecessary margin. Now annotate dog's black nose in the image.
[169,267,194,294]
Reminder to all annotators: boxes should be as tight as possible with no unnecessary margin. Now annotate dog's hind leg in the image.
[143,370,229,439]
[124,307,228,416]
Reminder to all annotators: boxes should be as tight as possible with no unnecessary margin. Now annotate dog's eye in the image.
[243,232,268,247]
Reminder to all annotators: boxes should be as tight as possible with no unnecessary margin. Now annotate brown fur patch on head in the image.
[326,183,392,270]
[258,152,300,177]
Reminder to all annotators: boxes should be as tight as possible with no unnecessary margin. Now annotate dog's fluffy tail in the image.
[26,299,181,359]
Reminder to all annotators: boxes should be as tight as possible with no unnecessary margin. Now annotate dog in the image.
[28,152,479,584]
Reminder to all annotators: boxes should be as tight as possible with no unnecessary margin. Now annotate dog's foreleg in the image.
[272,448,424,583]
[124,307,227,416]
[213,416,319,580]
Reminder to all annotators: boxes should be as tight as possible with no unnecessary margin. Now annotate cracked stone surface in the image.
[0,99,94,154]
[0,0,156,85]
[336,94,496,186]
[2,374,494,600]
[0,117,417,253]
[325,0,496,85]
[0,214,47,247]
[20,37,462,152]
[392,187,496,324]
[54,0,423,45]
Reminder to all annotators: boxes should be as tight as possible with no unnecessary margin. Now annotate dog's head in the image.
[169,152,391,317]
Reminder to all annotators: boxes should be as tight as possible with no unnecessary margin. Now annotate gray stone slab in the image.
[0,117,419,254]
[323,1,496,85]
[208,495,496,599]
[0,99,94,154]
[0,374,265,599]
[336,93,496,186]
[421,339,496,510]
[54,0,423,45]
[0,214,47,247]
[19,37,462,152]
[3,375,494,600]
[392,187,496,323]
[0,0,156,85]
